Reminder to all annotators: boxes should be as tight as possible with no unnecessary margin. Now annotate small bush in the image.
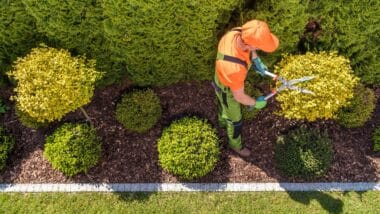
[8,46,103,123]
[44,123,101,176]
[275,52,359,121]
[373,127,380,153]
[0,126,15,171]
[275,126,333,178]
[158,117,220,180]
[336,84,376,128]
[116,89,162,133]
[0,98,9,114]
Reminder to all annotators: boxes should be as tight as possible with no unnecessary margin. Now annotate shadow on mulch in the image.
[0,80,379,184]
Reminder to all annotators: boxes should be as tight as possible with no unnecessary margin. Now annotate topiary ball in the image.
[336,84,376,128]
[0,126,15,171]
[116,89,162,133]
[157,117,220,180]
[274,52,359,121]
[44,123,101,176]
[15,105,48,129]
[373,126,380,153]
[275,126,333,178]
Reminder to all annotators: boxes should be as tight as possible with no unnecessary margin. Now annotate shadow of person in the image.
[285,191,343,214]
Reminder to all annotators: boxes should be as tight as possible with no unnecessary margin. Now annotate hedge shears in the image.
[262,70,316,100]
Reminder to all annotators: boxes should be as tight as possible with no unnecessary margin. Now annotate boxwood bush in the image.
[43,123,101,176]
[0,126,15,171]
[336,84,376,128]
[373,127,380,153]
[275,126,333,178]
[8,46,103,123]
[116,89,162,133]
[274,52,359,121]
[157,117,220,180]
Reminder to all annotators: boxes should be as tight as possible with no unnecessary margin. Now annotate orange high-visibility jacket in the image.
[215,28,251,91]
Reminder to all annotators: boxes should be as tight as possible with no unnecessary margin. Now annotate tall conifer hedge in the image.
[102,0,242,86]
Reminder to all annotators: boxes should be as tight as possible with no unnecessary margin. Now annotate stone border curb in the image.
[0,182,379,192]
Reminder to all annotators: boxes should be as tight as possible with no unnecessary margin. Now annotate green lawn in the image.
[0,191,379,213]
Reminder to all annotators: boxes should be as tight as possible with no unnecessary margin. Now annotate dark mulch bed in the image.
[1,79,380,183]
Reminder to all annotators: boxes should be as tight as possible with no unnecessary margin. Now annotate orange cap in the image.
[241,20,279,53]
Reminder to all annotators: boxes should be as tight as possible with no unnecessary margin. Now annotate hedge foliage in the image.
[0,0,40,86]
[243,0,380,86]
[102,0,242,86]
[0,126,15,171]
[115,89,162,133]
[336,84,376,128]
[275,126,333,178]
[8,46,102,123]
[274,52,359,121]
[157,117,220,180]
[44,123,101,176]
[374,127,380,153]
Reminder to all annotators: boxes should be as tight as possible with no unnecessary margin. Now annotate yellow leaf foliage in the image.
[8,46,103,123]
[275,52,359,121]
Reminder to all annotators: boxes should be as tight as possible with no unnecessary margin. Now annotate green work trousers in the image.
[213,74,243,149]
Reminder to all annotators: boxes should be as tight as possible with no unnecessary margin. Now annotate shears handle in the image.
[264,89,277,101]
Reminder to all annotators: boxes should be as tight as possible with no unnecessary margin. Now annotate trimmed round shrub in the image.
[373,127,380,153]
[8,46,103,123]
[274,52,359,121]
[336,84,376,128]
[158,117,220,180]
[275,126,333,178]
[0,126,15,171]
[44,123,101,176]
[116,89,162,133]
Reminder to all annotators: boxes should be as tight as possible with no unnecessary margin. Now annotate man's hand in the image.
[248,96,267,111]
[252,57,268,76]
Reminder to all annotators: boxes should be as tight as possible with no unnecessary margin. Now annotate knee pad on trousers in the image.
[232,120,242,139]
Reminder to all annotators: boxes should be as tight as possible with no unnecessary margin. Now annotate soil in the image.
[1,79,380,183]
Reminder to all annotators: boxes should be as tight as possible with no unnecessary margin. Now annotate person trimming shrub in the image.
[0,126,15,171]
[373,127,380,153]
[275,126,333,178]
[157,117,220,180]
[7,46,103,127]
[44,123,101,177]
[274,52,359,121]
[213,19,279,157]
[336,84,376,128]
[115,89,162,133]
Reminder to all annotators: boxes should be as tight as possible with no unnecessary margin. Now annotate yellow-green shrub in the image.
[8,46,103,123]
[274,52,359,121]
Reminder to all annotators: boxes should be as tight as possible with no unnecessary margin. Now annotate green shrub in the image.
[0,0,40,86]
[0,98,9,114]
[373,127,380,153]
[8,46,103,123]
[43,123,101,176]
[116,89,162,133]
[0,126,15,171]
[275,126,333,178]
[158,117,220,180]
[336,84,376,128]
[102,0,242,86]
[274,52,359,121]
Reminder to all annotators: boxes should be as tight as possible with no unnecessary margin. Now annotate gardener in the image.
[213,19,279,157]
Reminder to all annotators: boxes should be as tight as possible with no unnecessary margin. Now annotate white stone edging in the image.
[0,182,379,192]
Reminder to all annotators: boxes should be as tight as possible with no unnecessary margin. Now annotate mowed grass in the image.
[0,191,379,213]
